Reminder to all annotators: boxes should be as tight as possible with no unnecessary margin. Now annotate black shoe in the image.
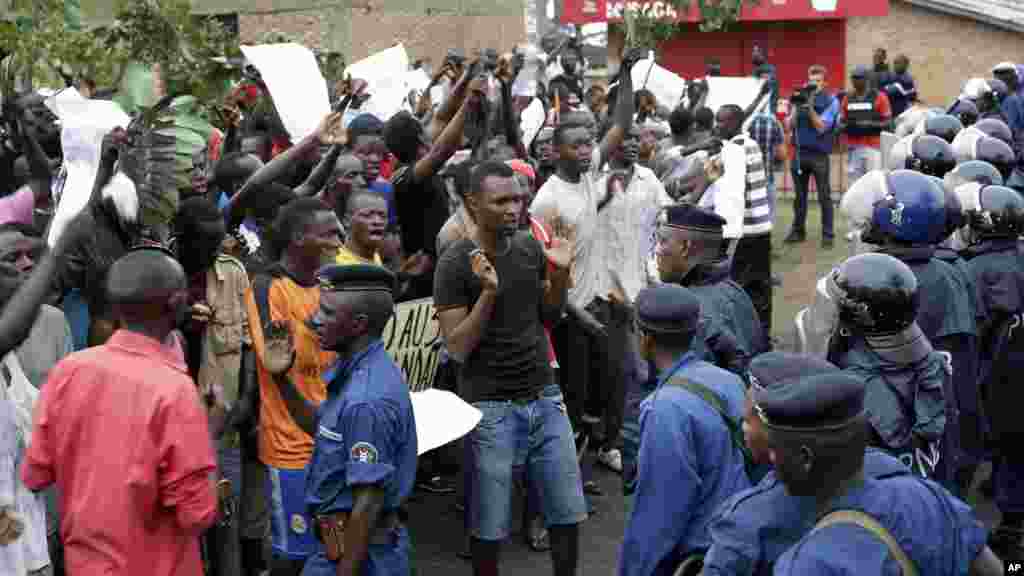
[457,535,472,560]
[416,475,455,494]
[784,230,806,244]
[989,527,1024,562]
[821,236,834,249]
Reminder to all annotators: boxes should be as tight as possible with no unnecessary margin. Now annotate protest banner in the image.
[239,43,330,141]
[632,56,686,110]
[44,91,131,248]
[382,297,442,392]
[345,44,411,123]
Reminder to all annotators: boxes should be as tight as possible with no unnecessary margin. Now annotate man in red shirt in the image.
[840,65,893,188]
[21,248,219,576]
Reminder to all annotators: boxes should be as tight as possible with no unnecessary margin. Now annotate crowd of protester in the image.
[0,28,1019,576]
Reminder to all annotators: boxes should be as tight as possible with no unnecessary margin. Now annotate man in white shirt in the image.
[698,107,748,260]
[530,48,641,479]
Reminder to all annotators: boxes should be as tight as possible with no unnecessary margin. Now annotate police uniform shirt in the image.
[304,340,417,519]
[702,449,911,576]
[834,341,947,457]
[772,476,988,575]
[619,352,751,576]
[686,264,766,377]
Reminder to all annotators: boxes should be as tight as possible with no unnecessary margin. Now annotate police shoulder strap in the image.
[812,510,919,576]
[665,376,754,475]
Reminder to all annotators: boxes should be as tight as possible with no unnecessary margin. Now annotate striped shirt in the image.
[731,134,772,236]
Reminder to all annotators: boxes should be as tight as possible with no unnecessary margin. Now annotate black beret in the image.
[316,264,396,294]
[662,204,726,235]
[749,352,841,392]
[635,284,701,335]
[751,368,866,431]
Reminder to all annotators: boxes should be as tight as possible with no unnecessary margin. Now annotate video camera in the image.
[790,83,817,107]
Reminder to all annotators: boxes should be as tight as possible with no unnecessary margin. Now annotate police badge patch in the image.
[291,513,307,534]
[350,442,379,464]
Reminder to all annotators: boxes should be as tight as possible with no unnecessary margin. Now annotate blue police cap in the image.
[348,113,384,140]
[851,65,870,79]
[751,359,866,431]
[634,284,701,335]
[748,352,842,391]
[316,264,396,294]
[662,204,726,236]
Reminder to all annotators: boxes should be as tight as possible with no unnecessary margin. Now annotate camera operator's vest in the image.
[796,91,837,155]
[846,89,883,138]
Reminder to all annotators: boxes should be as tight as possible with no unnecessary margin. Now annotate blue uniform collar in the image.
[878,244,934,263]
[324,340,386,393]
[684,261,731,287]
[655,352,698,389]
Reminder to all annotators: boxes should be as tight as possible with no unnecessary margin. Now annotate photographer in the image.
[783,64,839,249]
[840,65,892,187]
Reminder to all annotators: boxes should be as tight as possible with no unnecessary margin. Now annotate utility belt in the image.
[314,509,404,561]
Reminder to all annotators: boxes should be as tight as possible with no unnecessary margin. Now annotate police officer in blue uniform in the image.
[619,283,751,576]
[857,170,982,494]
[961,184,1024,560]
[702,352,915,576]
[826,253,947,478]
[654,204,767,377]
[622,205,764,508]
[260,264,417,576]
[755,360,1004,574]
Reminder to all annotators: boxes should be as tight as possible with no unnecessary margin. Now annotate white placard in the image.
[411,389,482,455]
[521,97,546,150]
[44,95,131,248]
[703,77,766,115]
[345,44,412,122]
[239,43,331,140]
[632,57,686,110]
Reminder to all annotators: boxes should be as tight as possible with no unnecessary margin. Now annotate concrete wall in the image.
[846,0,1024,104]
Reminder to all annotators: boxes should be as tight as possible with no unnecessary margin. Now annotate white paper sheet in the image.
[345,44,412,122]
[239,43,331,140]
[410,389,482,455]
[44,95,131,248]
[632,57,686,110]
[520,97,546,150]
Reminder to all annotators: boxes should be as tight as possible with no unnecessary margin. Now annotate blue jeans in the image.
[468,384,588,541]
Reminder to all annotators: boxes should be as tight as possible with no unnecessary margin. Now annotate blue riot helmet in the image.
[968,184,1024,239]
[975,136,1016,182]
[868,169,947,245]
[907,135,957,178]
[945,160,1005,190]
[949,99,979,127]
[827,253,919,335]
[923,114,964,144]
[973,118,1014,145]
[987,78,1010,104]
[940,177,966,240]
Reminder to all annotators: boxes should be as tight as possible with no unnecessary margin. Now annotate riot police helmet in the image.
[975,136,1016,182]
[868,169,947,245]
[945,160,1005,189]
[923,114,964,144]
[950,99,979,127]
[968,185,1024,239]
[827,253,919,335]
[974,118,1014,145]
[907,134,957,178]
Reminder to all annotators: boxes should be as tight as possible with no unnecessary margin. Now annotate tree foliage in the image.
[1,0,237,108]
[617,0,763,47]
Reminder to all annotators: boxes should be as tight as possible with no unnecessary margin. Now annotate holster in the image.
[316,514,347,562]
[315,510,402,562]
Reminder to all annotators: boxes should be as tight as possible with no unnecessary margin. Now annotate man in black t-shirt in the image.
[434,161,584,576]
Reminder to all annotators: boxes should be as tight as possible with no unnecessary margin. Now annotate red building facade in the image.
[563,0,889,98]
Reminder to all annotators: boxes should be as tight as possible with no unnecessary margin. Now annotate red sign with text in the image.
[563,0,889,24]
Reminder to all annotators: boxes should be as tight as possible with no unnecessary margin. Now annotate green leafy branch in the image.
[619,0,763,47]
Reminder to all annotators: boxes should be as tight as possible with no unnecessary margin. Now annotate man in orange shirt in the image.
[246,198,342,575]
[840,65,893,188]
[22,248,219,576]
